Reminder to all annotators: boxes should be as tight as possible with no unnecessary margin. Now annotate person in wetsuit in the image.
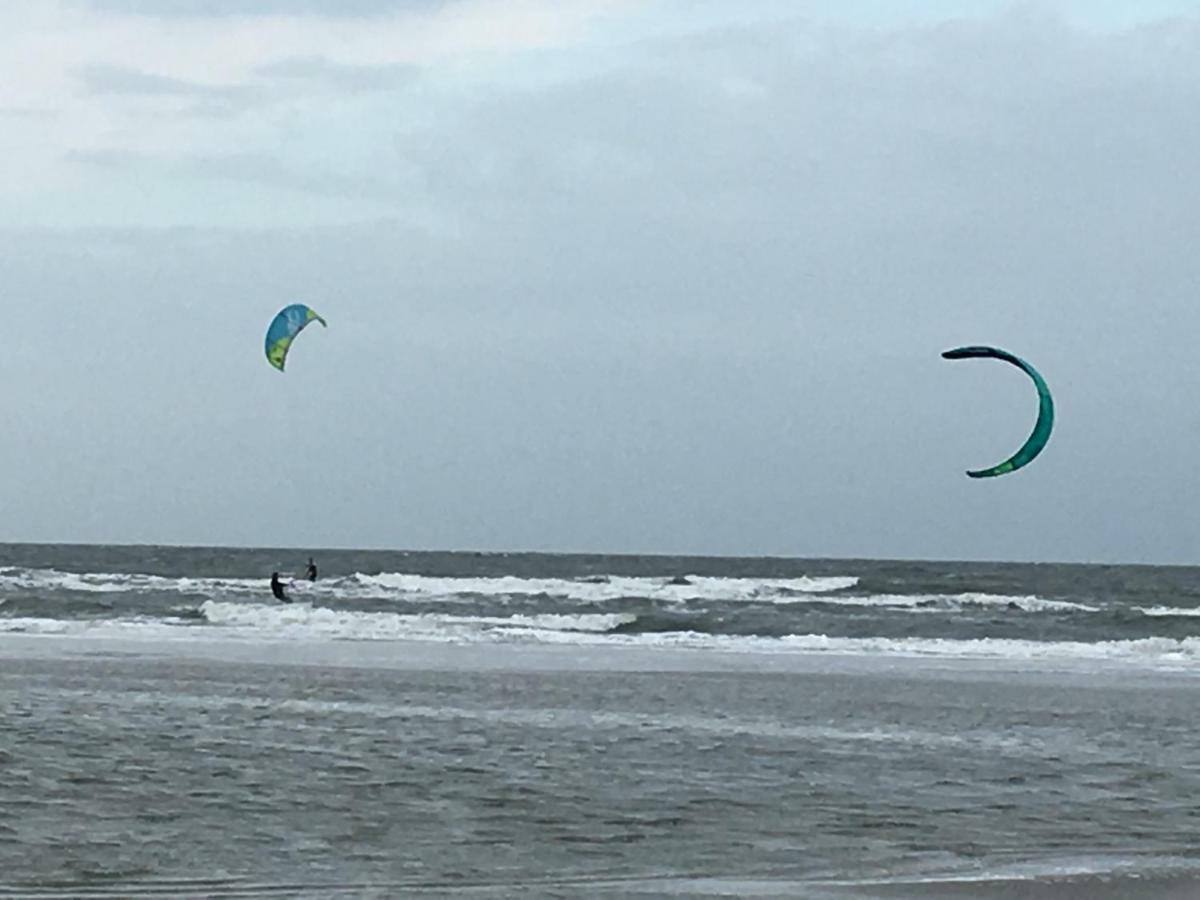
[304,557,318,581]
[270,571,291,603]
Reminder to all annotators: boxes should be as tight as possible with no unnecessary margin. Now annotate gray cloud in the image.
[391,12,1200,329]
[257,56,419,93]
[72,0,443,17]
[65,148,141,168]
[72,59,417,120]
[14,11,1200,561]
[75,64,254,102]
[67,148,418,205]
[182,152,415,202]
[0,106,55,119]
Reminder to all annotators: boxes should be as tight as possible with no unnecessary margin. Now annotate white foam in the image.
[346,572,859,603]
[1136,605,1200,617]
[0,566,858,605]
[0,615,194,638]
[0,567,1087,617]
[5,605,1200,669]
[810,592,1098,613]
[0,566,264,596]
[766,633,1200,661]
[199,601,636,642]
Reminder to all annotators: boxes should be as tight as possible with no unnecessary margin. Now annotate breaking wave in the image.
[200,601,637,641]
[2,600,1198,669]
[0,567,858,604]
[1135,606,1200,618]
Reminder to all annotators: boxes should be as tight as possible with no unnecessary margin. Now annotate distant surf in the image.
[2,548,1198,668]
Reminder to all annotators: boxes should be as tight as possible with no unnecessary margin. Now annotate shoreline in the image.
[3,631,1200,686]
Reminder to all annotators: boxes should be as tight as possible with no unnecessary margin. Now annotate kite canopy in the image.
[941,345,1054,478]
[265,304,326,371]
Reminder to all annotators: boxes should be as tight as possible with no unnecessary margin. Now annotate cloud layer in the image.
[3,2,1199,561]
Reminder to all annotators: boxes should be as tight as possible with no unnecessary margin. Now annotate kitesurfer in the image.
[305,557,318,581]
[270,571,291,603]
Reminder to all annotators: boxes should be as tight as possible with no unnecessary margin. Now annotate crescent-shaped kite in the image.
[265,304,326,372]
[941,345,1054,478]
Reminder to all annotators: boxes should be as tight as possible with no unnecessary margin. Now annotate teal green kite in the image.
[941,345,1053,478]
[265,304,326,372]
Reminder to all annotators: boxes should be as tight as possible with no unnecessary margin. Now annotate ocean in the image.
[2,544,1199,898]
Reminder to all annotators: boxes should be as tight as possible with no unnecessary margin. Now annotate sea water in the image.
[1,545,1199,897]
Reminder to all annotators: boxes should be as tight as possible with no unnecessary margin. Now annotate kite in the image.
[265,304,326,372]
[941,345,1053,478]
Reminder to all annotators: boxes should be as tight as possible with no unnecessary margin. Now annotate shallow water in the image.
[2,641,1199,897]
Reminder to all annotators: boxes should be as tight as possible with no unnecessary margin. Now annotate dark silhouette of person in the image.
[304,557,318,582]
[270,571,290,603]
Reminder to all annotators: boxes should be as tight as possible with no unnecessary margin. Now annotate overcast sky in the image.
[3,0,1200,563]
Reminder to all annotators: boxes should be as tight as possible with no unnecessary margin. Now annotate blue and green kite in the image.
[265,304,326,372]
